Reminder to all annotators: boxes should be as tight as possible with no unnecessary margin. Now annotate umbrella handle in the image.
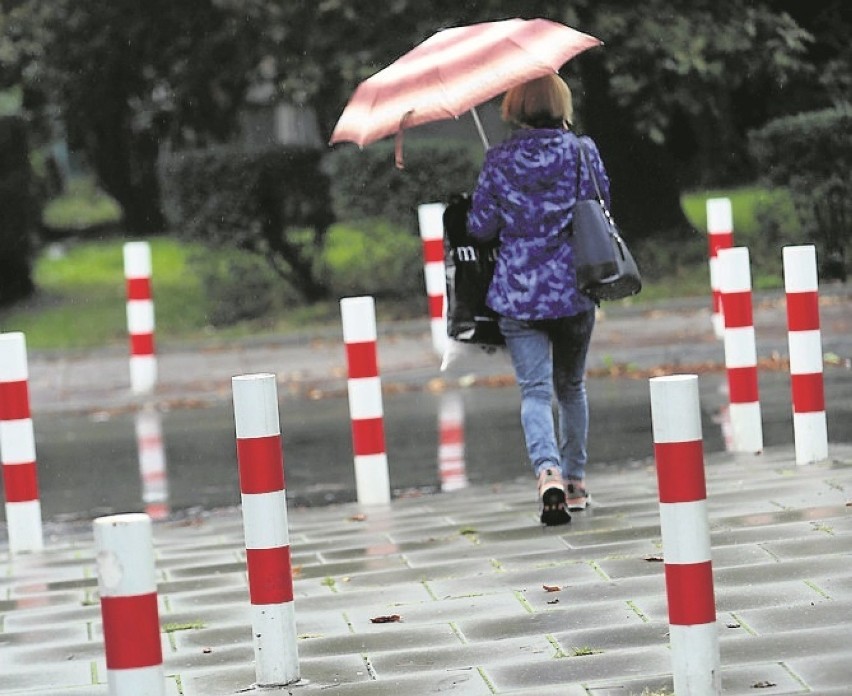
[470,106,491,150]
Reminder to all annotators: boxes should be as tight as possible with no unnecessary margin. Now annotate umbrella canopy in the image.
[330,18,602,153]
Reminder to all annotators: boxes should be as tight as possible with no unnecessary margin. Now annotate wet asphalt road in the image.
[30,367,852,523]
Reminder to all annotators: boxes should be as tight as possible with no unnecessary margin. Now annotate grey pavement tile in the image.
[734,597,852,634]
[329,558,498,589]
[786,653,852,692]
[427,561,604,599]
[404,536,564,567]
[2,602,100,631]
[319,534,471,562]
[763,531,852,560]
[290,556,411,581]
[344,589,528,628]
[296,581,433,610]
[369,634,554,675]
[562,524,663,549]
[0,623,88,646]
[714,555,852,586]
[719,623,850,665]
[485,646,672,692]
[459,599,646,643]
[165,559,246,578]
[295,623,461,658]
[0,590,90,613]
[164,642,252,671]
[158,574,246,595]
[163,585,248,609]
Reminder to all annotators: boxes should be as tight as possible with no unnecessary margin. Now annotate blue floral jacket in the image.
[467,128,611,320]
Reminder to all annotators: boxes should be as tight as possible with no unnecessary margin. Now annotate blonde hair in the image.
[501,73,573,129]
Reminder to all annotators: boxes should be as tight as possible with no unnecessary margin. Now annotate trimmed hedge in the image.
[326,139,483,233]
[0,116,37,306]
[160,145,334,302]
[749,106,851,279]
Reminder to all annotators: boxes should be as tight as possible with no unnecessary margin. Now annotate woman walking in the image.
[467,73,611,526]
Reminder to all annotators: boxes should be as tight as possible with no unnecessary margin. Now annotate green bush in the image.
[188,248,282,327]
[0,116,37,305]
[749,106,851,279]
[319,220,424,302]
[161,145,334,300]
[326,139,482,233]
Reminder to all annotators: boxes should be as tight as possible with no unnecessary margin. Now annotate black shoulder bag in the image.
[570,142,642,301]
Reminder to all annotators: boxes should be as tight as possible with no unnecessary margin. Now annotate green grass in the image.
[42,177,123,231]
[0,238,207,350]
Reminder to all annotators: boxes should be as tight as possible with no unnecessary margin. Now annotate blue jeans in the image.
[498,310,595,482]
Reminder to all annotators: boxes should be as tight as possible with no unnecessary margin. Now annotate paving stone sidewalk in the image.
[3,444,852,695]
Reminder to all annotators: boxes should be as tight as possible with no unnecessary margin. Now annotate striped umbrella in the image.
[329,18,602,166]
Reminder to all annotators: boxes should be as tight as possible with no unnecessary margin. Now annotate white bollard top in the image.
[417,203,447,241]
[340,296,377,343]
[93,513,157,596]
[649,374,702,443]
[717,247,752,293]
[232,373,280,439]
[0,332,28,382]
[123,241,152,278]
[783,245,818,293]
[706,197,732,234]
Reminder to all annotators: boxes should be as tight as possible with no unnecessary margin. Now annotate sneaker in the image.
[565,480,589,511]
[538,467,571,526]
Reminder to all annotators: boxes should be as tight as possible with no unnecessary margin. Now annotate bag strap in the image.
[576,138,606,205]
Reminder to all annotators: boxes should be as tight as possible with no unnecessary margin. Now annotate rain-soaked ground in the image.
[29,368,852,523]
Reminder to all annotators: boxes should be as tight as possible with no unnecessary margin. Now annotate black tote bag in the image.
[442,194,505,346]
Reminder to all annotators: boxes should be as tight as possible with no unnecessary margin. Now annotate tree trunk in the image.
[88,104,165,236]
[578,56,695,241]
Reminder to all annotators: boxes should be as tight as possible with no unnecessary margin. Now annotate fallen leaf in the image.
[370,614,402,624]
[752,681,777,689]
[644,556,664,562]
[543,584,561,593]
[202,647,213,654]
[547,598,559,605]
[348,513,368,522]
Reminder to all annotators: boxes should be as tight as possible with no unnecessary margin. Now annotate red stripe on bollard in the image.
[653,441,706,503]
[665,561,716,625]
[721,290,753,328]
[0,380,30,420]
[246,546,295,604]
[345,342,378,379]
[237,436,285,494]
[428,294,444,320]
[130,333,156,356]
[707,232,733,257]
[2,462,39,502]
[791,373,826,413]
[126,277,152,301]
[727,365,759,404]
[786,291,820,332]
[351,417,386,456]
[422,238,444,264]
[100,593,163,669]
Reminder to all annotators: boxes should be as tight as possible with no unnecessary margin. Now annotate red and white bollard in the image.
[418,203,448,357]
[340,296,391,506]
[135,406,170,520]
[94,513,165,696]
[0,332,44,554]
[783,245,828,465]
[718,247,763,453]
[438,391,468,492]
[232,373,300,686]
[650,374,721,696]
[706,198,734,339]
[123,241,157,394]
